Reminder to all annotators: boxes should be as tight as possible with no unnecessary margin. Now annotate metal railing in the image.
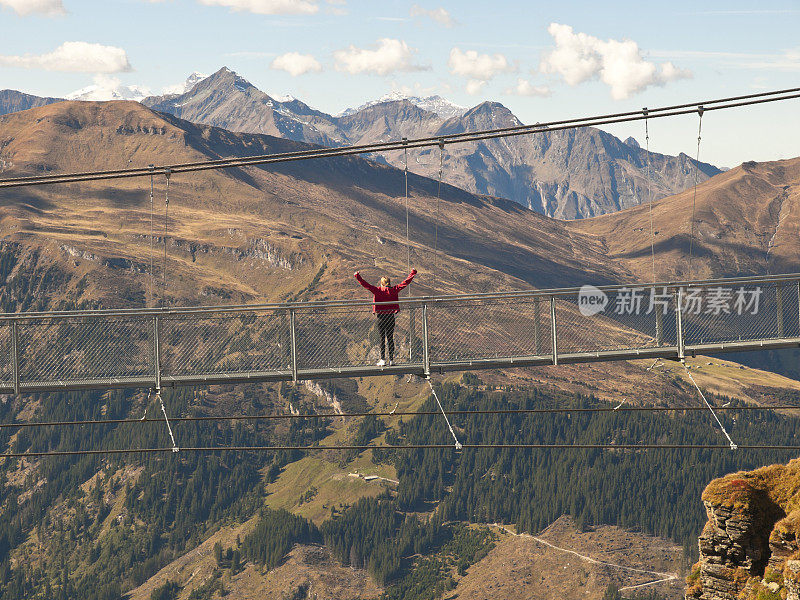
[1,273,799,393]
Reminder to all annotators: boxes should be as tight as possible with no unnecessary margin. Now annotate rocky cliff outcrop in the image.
[687,458,800,600]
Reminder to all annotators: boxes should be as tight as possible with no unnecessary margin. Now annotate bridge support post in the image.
[152,316,162,390]
[11,321,19,395]
[776,282,784,337]
[533,297,541,354]
[675,288,685,360]
[550,296,558,365]
[289,309,298,382]
[422,304,430,376]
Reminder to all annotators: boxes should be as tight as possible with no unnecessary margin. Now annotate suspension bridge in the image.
[1,88,800,456]
[0,272,797,394]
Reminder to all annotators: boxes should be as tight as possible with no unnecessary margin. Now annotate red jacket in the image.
[355,269,416,313]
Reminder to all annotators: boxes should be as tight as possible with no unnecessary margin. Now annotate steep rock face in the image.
[687,459,800,600]
[336,99,441,144]
[143,67,344,147]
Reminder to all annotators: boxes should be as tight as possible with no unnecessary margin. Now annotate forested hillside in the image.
[2,377,798,599]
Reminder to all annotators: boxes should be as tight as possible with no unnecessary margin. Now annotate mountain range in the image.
[0,67,721,219]
[0,99,794,300]
[141,67,723,219]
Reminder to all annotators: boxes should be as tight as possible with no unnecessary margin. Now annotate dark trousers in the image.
[377,312,395,360]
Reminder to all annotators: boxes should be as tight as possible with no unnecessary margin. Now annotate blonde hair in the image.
[380,276,391,286]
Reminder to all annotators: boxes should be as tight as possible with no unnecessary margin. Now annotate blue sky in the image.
[0,0,798,167]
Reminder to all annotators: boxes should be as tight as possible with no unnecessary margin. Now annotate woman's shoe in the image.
[376,359,386,367]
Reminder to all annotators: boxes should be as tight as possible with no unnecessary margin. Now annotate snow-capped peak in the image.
[183,72,207,93]
[412,95,467,119]
[338,94,467,119]
[66,76,149,102]
[271,93,296,103]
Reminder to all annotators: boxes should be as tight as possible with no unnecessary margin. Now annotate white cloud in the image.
[0,0,64,16]
[448,47,514,80]
[465,79,485,95]
[539,24,600,86]
[0,41,132,73]
[505,78,551,97]
[410,4,455,27]
[198,0,319,15]
[271,52,322,76]
[334,38,427,75]
[540,23,690,99]
[66,75,150,101]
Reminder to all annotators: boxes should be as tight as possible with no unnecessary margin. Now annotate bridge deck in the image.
[2,273,799,394]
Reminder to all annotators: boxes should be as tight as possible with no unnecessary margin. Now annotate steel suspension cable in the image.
[2,89,799,189]
[162,169,171,306]
[427,377,462,450]
[433,140,445,290]
[149,165,155,307]
[688,107,704,280]
[156,390,179,453]
[4,86,800,187]
[644,110,655,283]
[403,138,410,272]
[3,443,800,459]
[684,361,737,450]
[4,404,798,430]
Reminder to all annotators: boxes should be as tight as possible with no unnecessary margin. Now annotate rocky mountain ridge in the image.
[338,91,467,119]
[688,458,800,600]
[140,67,722,219]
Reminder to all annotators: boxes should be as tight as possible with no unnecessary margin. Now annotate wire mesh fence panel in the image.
[555,287,678,354]
[294,305,418,369]
[682,281,800,346]
[161,310,291,376]
[427,297,551,363]
[0,324,12,383]
[17,316,153,384]
[2,276,797,389]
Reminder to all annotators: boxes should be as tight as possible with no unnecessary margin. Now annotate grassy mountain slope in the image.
[570,157,800,281]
